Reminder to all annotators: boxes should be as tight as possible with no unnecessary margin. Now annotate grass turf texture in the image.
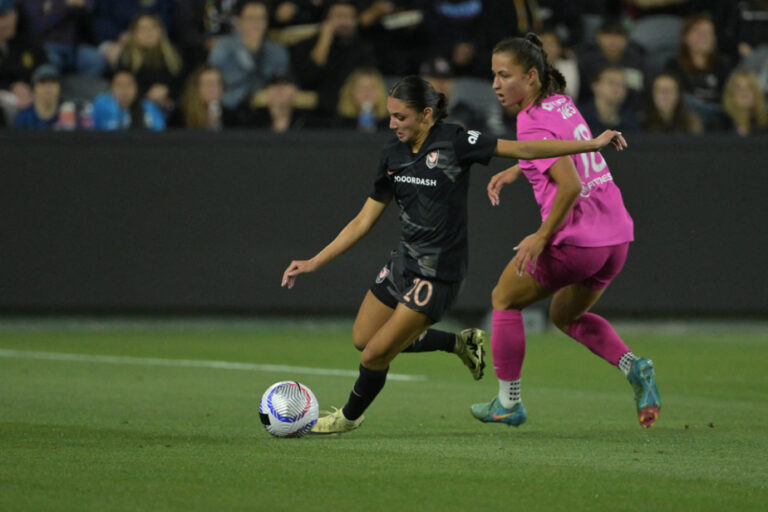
[1,322,767,511]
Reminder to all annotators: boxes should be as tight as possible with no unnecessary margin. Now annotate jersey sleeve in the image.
[453,128,497,166]
[517,123,561,174]
[369,149,394,201]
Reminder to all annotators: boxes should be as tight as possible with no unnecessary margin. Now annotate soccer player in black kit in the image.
[281,75,626,434]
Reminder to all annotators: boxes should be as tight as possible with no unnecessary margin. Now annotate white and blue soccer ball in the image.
[259,381,319,438]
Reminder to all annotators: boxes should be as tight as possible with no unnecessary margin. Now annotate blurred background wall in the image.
[1,131,765,318]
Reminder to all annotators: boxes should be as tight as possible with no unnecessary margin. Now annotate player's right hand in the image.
[281,259,317,289]
[487,164,522,206]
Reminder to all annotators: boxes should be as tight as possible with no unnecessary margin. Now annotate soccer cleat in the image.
[627,357,661,428]
[470,397,527,427]
[309,407,364,435]
[456,328,486,380]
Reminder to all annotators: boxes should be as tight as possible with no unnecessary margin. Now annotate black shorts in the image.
[369,255,464,323]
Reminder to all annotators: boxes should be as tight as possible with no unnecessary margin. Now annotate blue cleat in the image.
[470,397,527,427]
[627,357,661,428]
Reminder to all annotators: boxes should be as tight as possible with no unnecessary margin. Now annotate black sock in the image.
[342,364,389,420]
[401,329,456,353]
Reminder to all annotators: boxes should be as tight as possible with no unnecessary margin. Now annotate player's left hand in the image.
[512,232,547,276]
[593,130,627,151]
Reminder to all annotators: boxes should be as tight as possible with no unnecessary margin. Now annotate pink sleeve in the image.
[518,125,561,175]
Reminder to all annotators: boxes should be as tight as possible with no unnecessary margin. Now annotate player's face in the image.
[492,52,537,109]
[387,96,429,144]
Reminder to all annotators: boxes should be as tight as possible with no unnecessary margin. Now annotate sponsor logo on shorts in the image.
[376,266,389,284]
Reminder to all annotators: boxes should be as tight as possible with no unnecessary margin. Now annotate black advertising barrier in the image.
[1,131,766,316]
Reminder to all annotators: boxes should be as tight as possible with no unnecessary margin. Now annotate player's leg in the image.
[549,283,634,366]
[352,291,396,352]
[312,304,432,434]
[471,260,552,426]
[549,244,660,427]
[371,265,485,379]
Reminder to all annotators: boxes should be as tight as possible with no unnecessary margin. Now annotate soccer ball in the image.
[259,381,319,438]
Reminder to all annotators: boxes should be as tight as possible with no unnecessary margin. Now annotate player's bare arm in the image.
[487,164,522,206]
[494,129,626,161]
[282,197,390,288]
[511,157,581,276]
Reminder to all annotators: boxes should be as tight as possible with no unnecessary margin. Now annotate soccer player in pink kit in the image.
[470,34,661,428]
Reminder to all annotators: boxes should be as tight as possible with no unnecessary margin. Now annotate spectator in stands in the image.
[665,15,733,130]
[534,0,584,48]
[579,66,641,133]
[578,19,647,106]
[334,67,389,131]
[540,28,580,101]
[176,0,237,68]
[177,64,235,130]
[291,0,376,118]
[708,0,768,60]
[642,71,702,134]
[91,0,175,68]
[0,0,48,126]
[92,69,165,130]
[421,0,497,79]
[721,68,768,136]
[358,0,424,76]
[13,64,62,128]
[270,0,326,28]
[208,0,290,114]
[18,0,106,77]
[739,44,768,101]
[420,55,505,135]
[117,13,183,112]
[248,74,310,132]
[420,55,488,132]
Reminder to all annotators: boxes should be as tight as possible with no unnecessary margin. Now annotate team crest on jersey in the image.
[426,150,440,169]
[376,266,389,284]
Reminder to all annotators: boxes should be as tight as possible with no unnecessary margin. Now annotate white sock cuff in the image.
[618,352,636,376]
[498,379,521,408]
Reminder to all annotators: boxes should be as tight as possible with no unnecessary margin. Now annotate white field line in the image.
[0,348,427,382]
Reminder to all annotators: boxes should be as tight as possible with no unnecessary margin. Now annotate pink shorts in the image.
[528,242,630,291]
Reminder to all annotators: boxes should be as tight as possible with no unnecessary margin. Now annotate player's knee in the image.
[549,304,576,332]
[360,347,392,371]
[492,285,522,310]
[351,331,367,352]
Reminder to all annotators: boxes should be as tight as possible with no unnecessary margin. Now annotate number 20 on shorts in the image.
[403,278,433,307]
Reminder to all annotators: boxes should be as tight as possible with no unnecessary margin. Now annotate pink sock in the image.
[491,309,526,380]
[566,313,631,366]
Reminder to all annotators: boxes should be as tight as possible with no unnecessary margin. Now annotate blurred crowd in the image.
[1,0,766,136]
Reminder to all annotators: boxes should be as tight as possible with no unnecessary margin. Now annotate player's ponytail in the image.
[389,75,449,122]
[493,33,566,105]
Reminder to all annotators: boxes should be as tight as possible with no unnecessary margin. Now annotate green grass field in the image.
[1,319,767,511]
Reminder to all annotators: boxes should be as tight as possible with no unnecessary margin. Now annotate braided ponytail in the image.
[494,33,567,105]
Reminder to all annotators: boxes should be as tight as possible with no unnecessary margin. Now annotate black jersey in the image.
[370,122,497,282]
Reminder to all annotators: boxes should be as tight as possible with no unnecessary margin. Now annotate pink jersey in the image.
[516,94,634,247]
